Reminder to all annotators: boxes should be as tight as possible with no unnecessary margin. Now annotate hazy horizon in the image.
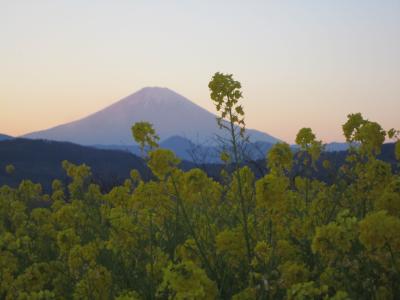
[1,1,399,143]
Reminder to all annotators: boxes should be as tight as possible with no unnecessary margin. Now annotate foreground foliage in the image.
[1,73,400,299]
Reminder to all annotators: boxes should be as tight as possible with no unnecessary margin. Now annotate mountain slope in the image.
[23,87,279,145]
[0,138,148,191]
[0,138,222,192]
[0,134,13,141]
[2,139,397,192]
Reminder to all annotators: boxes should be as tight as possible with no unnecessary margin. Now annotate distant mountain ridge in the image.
[2,138,397,192]
[92,135,353,163]
[0,134,13,141]
[0,138,222,191]
[92,135,276,163]
[23,87,280,146]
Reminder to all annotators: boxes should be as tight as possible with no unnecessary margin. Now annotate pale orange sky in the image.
[1,1,399,143]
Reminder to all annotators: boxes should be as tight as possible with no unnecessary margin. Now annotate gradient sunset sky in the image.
[1,1,399,143]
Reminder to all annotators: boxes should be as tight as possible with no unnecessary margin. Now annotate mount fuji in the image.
[23,87,280,146]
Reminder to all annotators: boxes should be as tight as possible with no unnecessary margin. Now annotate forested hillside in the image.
[0,139,149,192]
[1,138,398,194]
[1,73,399,299]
